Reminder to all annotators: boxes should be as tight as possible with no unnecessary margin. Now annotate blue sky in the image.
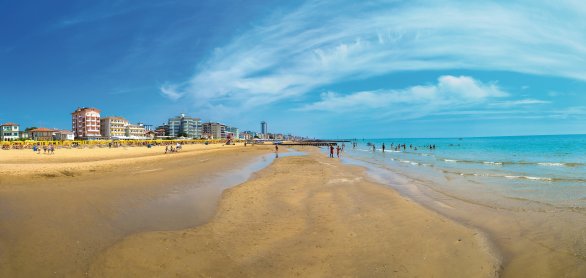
[1,0,586,138]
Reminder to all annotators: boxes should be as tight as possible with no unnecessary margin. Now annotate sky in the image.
[1,0,586,138]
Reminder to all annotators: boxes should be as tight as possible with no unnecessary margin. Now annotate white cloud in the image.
[162,0,586,113]
[298,75,507,113]
[160,84,183,101]
[490,99,551,107]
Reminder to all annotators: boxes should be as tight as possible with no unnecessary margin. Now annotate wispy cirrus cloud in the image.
[161,0,586,115]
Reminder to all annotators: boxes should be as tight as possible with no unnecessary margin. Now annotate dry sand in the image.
[0,143,241,178]
[88,148,500,277]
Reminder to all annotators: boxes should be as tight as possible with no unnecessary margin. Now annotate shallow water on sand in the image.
[0,150,305,277]
[115,151,306,231]
[337,139,586,277]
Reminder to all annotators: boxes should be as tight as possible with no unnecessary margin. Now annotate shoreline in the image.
[341,149,586,277]
[88,147,500,277]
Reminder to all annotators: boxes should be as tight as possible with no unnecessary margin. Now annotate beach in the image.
[0,144,500,277]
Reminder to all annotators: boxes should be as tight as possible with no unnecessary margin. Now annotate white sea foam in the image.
[483,161,503,165]
[537,162,565,167]
[505,175,553,181]
[443,159,458,163]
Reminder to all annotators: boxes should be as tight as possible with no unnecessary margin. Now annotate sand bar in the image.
[88,148,500,277]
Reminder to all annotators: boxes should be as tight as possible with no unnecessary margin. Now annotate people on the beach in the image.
[372,144,376,152]
[336,146,341,158]
[275,144,279,153]
[382,143,385,153]
[329,145,334,158]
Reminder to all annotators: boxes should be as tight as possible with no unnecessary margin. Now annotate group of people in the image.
[164,143,182,154]
[32,144,55,154]
[328,144,343,158]
[367,142,437,152]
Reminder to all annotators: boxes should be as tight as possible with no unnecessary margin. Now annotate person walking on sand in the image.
[275,144,279,153]
[329,145,334,158]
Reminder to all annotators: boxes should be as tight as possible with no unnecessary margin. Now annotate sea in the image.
[344,134,586,209]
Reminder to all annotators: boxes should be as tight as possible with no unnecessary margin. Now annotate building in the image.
[137,123,153,131]
[202,122,226,139]
[1,123,20,141]
[72,107,101,139]
[241,131,254,140]
[125,124,146,139]
[18,131,29,140]
[154,124,168,138]
[145,130,156,139]
[260,121,267,135]
[29,128,57,141]
[53,130,74,141]
[100,116,128,138]
[226,126,239,139]
[167,114,202,138]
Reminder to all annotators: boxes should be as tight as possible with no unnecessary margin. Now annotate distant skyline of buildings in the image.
[1,106,301,141]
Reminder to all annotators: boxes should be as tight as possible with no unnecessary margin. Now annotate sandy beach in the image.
[0,145,500,277]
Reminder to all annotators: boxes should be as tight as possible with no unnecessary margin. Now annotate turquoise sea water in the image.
[344,134,586,208]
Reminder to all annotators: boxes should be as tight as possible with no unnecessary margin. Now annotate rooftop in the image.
[1,122,19,126]
[29,128,58,132]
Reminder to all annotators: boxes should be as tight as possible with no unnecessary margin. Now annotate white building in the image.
[1,123,20,141]
[53,130,74,141]
[125,124,146,139]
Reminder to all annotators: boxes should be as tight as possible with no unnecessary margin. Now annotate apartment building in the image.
[167,114,202,138]
[202,122,226,139]
[125,124,146,139]
[100,116,128,138]
[71,107,101,139]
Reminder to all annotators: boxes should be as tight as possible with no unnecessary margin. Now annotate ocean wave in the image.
[537,162,566,167]
[504,175,553,181]
[483,161,503,165]
[436,158,584,168]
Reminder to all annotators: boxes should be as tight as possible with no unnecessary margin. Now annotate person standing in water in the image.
[329,145,335,158]
[382,143,386,153]
[372,144,376,152]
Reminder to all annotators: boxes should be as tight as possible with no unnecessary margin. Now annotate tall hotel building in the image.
[167,114,202,138]
[100,116,128,138]
[71,107,101,139]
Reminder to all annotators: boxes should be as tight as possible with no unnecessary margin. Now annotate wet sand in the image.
[88,148,500,277]
[0,144,275,277]
[344,155,586,277]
